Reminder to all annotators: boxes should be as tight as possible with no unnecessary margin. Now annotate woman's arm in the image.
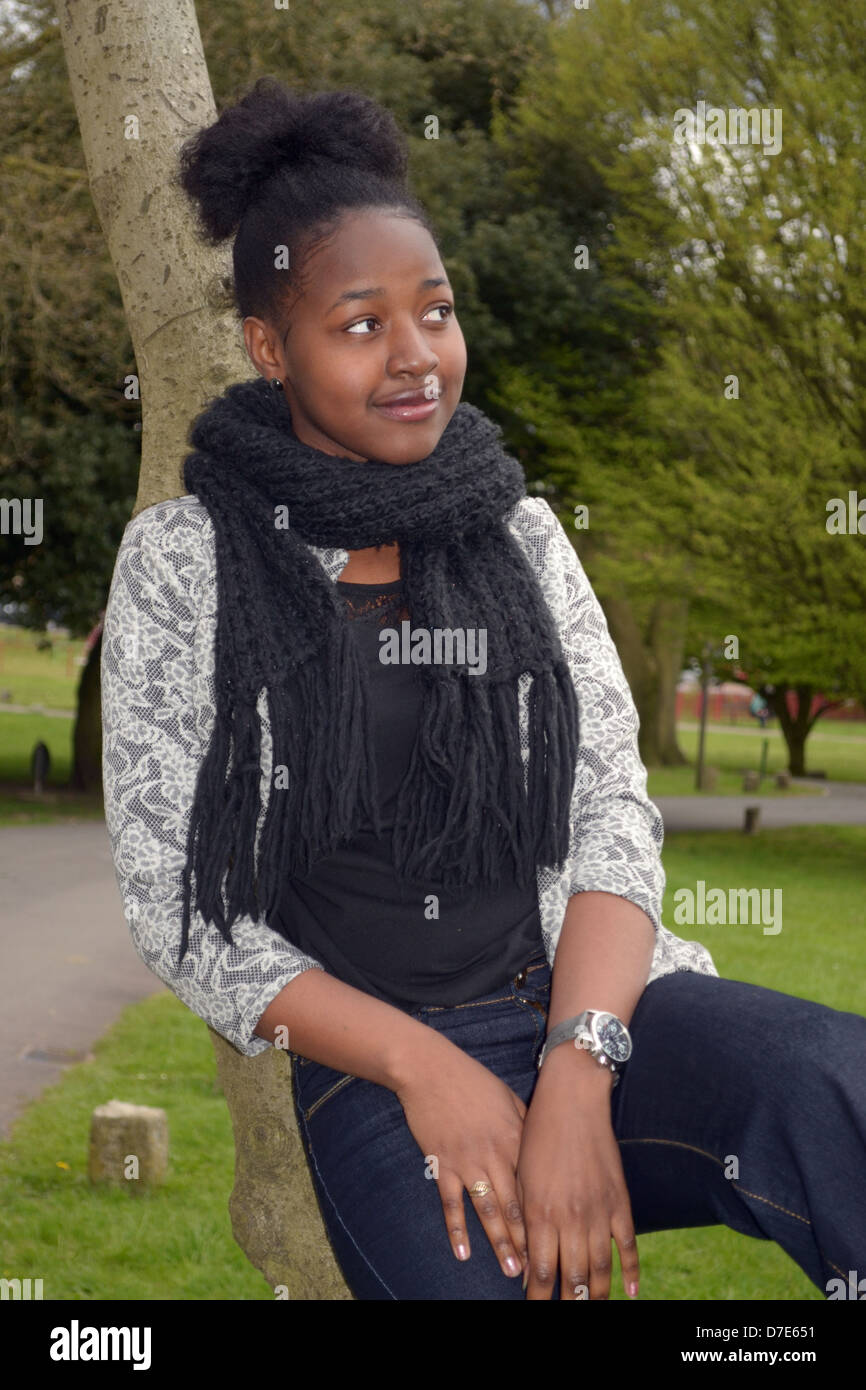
[253,965,460,1091]
[101,500,329,1057]
[517,893,651,1302]
[535,890,655,1098]
[516,893,654,1300]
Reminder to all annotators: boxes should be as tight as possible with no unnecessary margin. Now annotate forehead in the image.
[303,210,442,301]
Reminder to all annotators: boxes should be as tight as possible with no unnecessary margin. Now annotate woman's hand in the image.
[395,1046,530,1282]
[516,1046,640,1300]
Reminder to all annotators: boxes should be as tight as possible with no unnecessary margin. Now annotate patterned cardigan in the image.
[100,493,718,1058]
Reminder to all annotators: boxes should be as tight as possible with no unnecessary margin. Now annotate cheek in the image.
[447,326,468,370]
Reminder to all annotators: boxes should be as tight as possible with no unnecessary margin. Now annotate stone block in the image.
[88,1099,168,1187]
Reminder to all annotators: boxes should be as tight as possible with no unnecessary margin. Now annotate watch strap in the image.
[537,1010,592,1071]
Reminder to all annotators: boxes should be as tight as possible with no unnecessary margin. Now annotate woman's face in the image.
[243,208,467,465]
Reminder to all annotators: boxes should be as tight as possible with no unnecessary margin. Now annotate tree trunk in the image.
[70,629,102,792]
[649,596,690,767]
[768,682,813,777]
[208,1030,353,1300]
[55,0,251,516]
[600,591,688,769]
[56,0,350,1299]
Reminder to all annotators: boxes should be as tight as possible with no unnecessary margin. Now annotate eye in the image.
[344,303,454,335]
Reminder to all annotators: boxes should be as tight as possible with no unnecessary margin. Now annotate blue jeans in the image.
[290,951,866,1300]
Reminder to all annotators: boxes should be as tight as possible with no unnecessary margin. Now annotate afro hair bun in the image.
[178,77,409,242]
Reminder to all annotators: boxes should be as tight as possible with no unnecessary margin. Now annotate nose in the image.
[387,316,439,379]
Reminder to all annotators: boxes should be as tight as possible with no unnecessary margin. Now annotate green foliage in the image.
[3,0,865,717]
[491,0,866,697]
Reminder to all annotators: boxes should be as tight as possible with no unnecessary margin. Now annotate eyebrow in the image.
[325,277,451,314]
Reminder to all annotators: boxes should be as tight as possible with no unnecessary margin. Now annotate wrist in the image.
[535,1035,617,1100]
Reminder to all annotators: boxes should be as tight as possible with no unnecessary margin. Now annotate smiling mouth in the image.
[373,395,440,421]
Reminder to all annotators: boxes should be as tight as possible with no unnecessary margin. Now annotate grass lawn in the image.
[1,823,862,1301]
[0,712,104,825]
[657,724,866,787]
[645,764,820,797]
[0,626,87,711]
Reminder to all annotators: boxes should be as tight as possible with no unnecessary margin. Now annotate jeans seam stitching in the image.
[303,1072,357,1122]
[731,1182,811,1228]
[618,1137,815,1229]
[618,1136,729,1169]
[295,1083,398,1300]
[424,995,513,1014]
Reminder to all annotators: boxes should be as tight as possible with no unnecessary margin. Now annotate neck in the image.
[339,541,401,583]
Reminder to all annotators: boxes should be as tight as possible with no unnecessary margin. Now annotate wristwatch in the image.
[537,1009,632,1084]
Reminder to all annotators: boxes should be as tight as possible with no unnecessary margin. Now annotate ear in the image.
[242,316,282,379]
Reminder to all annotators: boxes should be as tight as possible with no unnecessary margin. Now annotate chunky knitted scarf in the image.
[178,376,579,954]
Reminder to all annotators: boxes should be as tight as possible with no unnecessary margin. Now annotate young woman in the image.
[101,77,866,1301]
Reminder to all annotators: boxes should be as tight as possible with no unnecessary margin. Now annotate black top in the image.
[268,577,544,1009]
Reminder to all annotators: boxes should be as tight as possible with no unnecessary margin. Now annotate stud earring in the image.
[270,377,284,392]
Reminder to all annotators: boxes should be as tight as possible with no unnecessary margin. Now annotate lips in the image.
[374,387,438,406]
[372,383,442,422]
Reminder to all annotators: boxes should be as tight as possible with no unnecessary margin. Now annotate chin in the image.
[369,412,453,466]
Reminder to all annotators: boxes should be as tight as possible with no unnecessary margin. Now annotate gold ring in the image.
[468,1180,491,1197]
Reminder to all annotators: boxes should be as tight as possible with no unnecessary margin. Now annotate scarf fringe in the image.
[391,662,580,890]
[255,625,382,916]
[181,625,383,951]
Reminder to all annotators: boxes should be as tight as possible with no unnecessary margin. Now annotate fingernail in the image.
[505,1255,521,1276]
[456,1244,469,1261]
[628,1282,639,1298]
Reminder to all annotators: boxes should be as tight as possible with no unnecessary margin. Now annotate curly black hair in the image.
[178,77,438,329]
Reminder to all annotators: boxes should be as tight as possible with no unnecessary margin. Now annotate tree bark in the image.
[600,591,688,769]
[56,0,350,1299]
[767,682,818,778]
[55,0,251,516]
[649,596,690,767]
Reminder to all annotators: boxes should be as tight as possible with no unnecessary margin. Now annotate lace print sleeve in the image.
[523,498,667,933]
[100,498,325,1058]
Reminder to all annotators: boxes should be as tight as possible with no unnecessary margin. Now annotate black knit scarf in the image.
[179,376,579,954]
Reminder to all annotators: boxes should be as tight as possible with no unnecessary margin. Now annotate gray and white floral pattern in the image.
[101,493,718,1057]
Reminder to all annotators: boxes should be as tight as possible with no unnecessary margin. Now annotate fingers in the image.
[612,1205,640,1299]
[437,1172,471,1263]
[466,1169,526,1278]
[526,1214,638,1300]
[527,1226,610,1300]
[587,1230,613,1300]
[523,1220,559,1300]
[437,1169,526,1279]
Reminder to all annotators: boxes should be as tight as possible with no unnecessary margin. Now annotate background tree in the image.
[492,0,866,772]
[4,0,864,790]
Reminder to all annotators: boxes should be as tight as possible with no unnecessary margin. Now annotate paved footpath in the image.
[0,783,864,1138]
[657,776,866,831]
[0,821,163,1141]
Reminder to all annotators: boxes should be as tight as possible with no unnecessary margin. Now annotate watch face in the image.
[595,1013,632,1063]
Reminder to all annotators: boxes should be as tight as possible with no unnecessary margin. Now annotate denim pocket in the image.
[294,1059,360,1123]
